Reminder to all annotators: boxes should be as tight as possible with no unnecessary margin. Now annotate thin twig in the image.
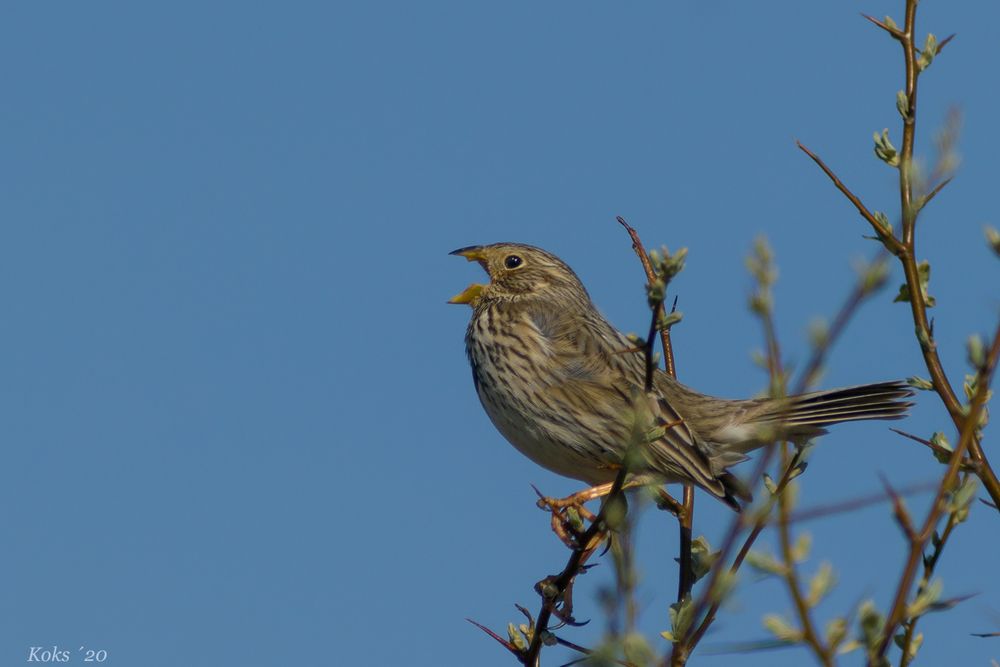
[796,141,906,257]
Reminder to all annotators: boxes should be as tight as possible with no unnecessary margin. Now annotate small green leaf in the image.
[893,260,935,307]
[906,376,934,391]
[917,33,938,71]
[623,633,655,667]
[986,226,1000,258]
[658,310,684,331]
[825,617,848,650]
[508,623,527,651]
[906,578,943,618]
[762,473,778,495]
[791,532,812,563]
[746,550,787,577]
[762,614,802,643]
[883,15,898,30]
[808,318,829,349]
[858,600,885,649]
[647,279,666,307]
[968,334,986,369]
[807,562,837,607]
[894,631,923,662]
[930,432,953,464]
[873,128,900,166]
[930,432,952,450]
[949,477,979,522]
[896,90,909,119]
[669,597,695,640]
[689,535,721,583]
[709,567,738,604]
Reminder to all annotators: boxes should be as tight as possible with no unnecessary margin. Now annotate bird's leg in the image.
[534,483,624,549]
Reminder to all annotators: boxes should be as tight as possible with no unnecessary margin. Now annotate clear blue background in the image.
[2,1,998,665]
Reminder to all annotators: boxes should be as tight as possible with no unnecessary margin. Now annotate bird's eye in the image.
[504,255,523,269]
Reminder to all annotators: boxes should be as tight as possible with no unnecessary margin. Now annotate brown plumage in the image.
[449,243,914,510]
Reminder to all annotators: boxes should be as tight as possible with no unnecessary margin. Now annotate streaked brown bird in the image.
[449,243,914,510]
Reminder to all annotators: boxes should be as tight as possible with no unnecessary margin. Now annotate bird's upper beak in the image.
[449,246,487,263]
[448,246,488,305]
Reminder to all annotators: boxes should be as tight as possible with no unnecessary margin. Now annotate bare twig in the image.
[795,141,906,257]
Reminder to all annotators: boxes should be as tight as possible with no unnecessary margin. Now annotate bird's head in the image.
[447,243,589,307]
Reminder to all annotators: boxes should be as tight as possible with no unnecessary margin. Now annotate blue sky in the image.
[2,1,998,665]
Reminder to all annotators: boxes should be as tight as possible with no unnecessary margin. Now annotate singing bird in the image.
[449,243,913,509]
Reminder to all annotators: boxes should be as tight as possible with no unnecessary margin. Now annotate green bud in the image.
[746,549,788,577]
[906,578,942,618]
[917,33,938,71]
[930,432,953,464]
[825,618,848,650]
[762,614,802,643]
[968,334,986,369]
[623,633,654,666]
[894,631,923,662]
[658,310,683,331]
[807,562,837,607]
[507,623,527,651]
[689,535,720,583]
[893,260,935,307]
[791,532,812,562]
[985,226,1000,258]
[858,600,885,649]
[808,318,830,349]
[896,90,909,119]
[669,597,695,639]
[873,128,900,166]
[906,376,934,391]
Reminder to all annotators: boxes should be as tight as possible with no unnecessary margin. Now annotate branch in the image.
[524,245,674,666]
[670,254,883,664]
[616,218,696,606]
[874,318,1000,662]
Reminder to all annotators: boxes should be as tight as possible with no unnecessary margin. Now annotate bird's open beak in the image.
[448,246,489,306]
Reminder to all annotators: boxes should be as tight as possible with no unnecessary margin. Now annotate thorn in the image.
[466,618,520,655]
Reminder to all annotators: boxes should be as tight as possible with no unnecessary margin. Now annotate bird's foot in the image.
[533,483,612,549]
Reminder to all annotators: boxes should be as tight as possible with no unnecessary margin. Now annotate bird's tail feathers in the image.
[754,379,914,440]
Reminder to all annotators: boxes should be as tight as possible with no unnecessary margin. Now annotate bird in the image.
[448,242,914,510]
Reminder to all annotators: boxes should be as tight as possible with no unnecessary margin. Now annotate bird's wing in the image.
[527,306,741,506]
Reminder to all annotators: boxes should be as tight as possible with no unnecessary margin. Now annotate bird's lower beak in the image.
[448,283,485,305]
[449,246,489,305]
